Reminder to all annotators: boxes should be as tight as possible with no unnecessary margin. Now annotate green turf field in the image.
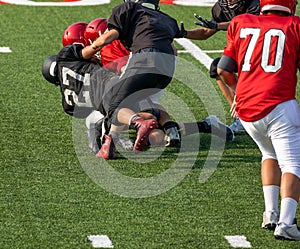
[1,1,300,248]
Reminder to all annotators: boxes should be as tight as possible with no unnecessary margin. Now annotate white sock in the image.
[109,131,119,139]
[279,197,298,225]
[263,185,280,213]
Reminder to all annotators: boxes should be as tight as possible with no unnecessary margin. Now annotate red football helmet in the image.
[62,22,88,46]
[84,18,108,45]
[260,0,297,15]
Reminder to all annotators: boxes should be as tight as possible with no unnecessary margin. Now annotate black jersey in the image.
[107,2,182,54]
[211,0,260,23]
[56,44,117,118]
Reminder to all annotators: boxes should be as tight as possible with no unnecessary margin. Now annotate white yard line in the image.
[0,0,110,6]
[0,47,12,53]
[225,235,252,248]
[87,235,114,248]
[0,0,217,6]
[178,49,223,54]
[173,0,216,6]
[175,38,214,70]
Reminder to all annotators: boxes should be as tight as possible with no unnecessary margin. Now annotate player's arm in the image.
[171,42,178,56]
[216,21,230,31]
[217,55,237,91]
[185,28,218,40]
[194,14,231,31]
[81,29,119,59]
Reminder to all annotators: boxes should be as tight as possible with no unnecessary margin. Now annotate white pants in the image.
[240,100,300,178]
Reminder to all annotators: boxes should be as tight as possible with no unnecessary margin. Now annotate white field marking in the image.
[173,0,216,6]
[0,0,109,6]
[178,49,224,54]
[175,38,214,70]
[0,47,12,53]
[0,0,216,6]
[225,235,252,248]
[87,235,114,248]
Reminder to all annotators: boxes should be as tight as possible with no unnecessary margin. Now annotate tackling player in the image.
[83,0,188,157]
[84,18,182,149]
[217,0,300,240]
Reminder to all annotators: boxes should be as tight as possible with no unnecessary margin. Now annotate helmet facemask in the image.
[220,0,245,11]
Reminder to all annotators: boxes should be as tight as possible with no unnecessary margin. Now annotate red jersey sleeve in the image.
[100,40,130,74]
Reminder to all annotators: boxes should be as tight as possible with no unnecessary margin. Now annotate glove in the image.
[117,136,134,151]
[178,21,187,38]
[194,13,218,30]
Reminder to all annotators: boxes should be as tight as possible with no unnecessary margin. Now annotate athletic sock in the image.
[263,185,280,213]
[279,197,298,225]
[179,122,204,136]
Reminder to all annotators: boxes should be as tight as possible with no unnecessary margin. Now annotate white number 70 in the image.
[240,28,285,73]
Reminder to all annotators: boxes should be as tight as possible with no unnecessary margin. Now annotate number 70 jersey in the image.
[223,13,300,122]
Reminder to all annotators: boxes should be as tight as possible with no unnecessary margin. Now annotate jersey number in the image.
[62,67,93,107]
[240,28,286,73]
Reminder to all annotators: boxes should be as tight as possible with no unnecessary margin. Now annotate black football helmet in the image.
[219,0,246,11]
[42,54,59,86]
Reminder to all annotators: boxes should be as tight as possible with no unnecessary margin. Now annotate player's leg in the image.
[138,92,181,147]
[85,111,105,154]
[240,118,280,230]
[261,158,281,230]
[211,57,246,134]
[265,100,300,240]
[179,115,234,142]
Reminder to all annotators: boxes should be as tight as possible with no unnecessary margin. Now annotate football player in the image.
[183,0,260,134]
[60,19,181,155]
[217,0,300,240]
[82,0,190,158]
[83,18,182,149]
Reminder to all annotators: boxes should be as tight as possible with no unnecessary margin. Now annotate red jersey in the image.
[223,13,300,122]
[100,40,130,73]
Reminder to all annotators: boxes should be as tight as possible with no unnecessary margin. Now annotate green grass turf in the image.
[0,1,300,248]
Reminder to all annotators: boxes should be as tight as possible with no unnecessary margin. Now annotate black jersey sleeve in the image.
[107,2,135,40]
[57,43,84,62]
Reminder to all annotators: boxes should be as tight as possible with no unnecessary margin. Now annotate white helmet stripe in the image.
[261,4,291,13]
[49,61,57,77]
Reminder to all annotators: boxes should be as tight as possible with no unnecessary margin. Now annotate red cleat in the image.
[96,134,115,160]
[133,118,158,152]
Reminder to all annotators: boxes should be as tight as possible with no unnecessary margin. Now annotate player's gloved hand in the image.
[117,136,134,151]
[178,22,187,38]
[194,13,218,30]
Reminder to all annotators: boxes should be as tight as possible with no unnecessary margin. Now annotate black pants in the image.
[103,50,175,125]
[105,73,172,125]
